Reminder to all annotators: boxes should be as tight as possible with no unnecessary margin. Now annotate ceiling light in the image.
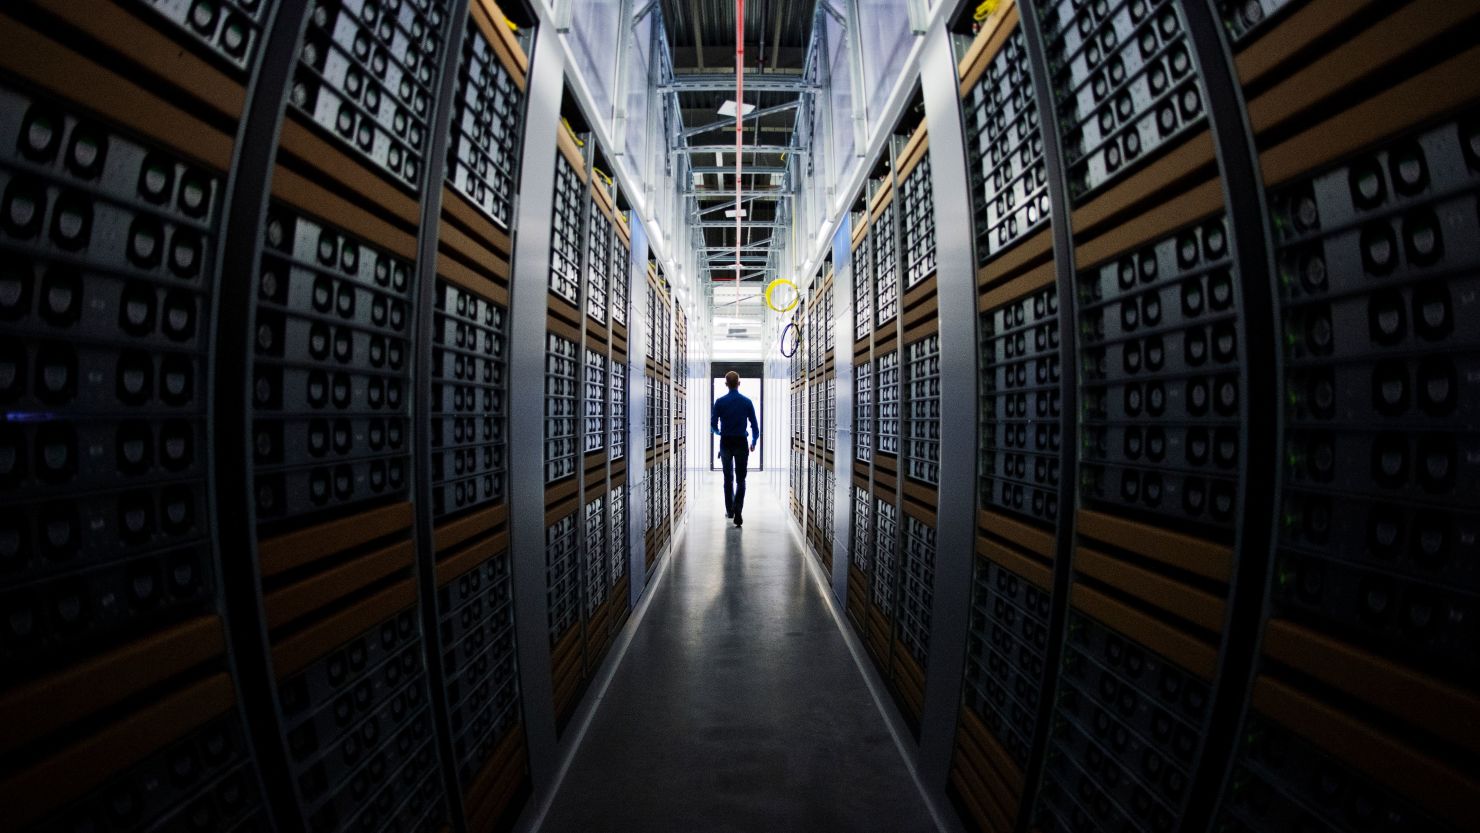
[717,100,756,117]
[724,208,747,218]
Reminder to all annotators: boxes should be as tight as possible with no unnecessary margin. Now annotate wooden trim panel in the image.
[958,0,1020,95]
[1075,508,1232,583]
[0,16,233,170]
[259,502,415,575]
[0,616,224,757]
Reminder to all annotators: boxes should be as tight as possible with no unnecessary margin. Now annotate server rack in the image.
[643,262,677,575]
[0,2,691,831]
[539,101,643,733]
[795,271,837,574]
[916,1,1480,832]
[830,114,944,735]
[0,3,273,828]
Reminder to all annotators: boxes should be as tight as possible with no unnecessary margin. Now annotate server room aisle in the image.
[540,472,938,833]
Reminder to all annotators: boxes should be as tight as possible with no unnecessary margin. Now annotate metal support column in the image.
[410,4,473,828]
[1014,2,1083,830]
[830,217,855,604]
[915,11,980,797]
[626,221,653,605]
[212,5,313,831]
[505,28,567,796]
[1177,2,1282,830]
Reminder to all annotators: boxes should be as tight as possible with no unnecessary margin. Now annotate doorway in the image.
[709,362,764,471]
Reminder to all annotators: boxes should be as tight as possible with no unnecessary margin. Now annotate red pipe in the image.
[734,0,744,294]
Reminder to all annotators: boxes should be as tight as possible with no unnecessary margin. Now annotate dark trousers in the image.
[719,436,749,516]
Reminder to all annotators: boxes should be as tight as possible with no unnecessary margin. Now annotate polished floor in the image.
[539,471,938,833]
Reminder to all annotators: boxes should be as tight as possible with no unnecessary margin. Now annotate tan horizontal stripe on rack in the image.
[593,178,616,216]
[1252,676,1479,832]
[1234,0,1375,87]
[465,724,528,833]
[277,118,420,226]
[264,540,415,629]
[1075,508,1231,582]
[1262,619,1480,755]
[443,185,515,254]
[1247,0,1478,141]
[897,123,930,179]
[272,580,415,678]
[433,502,507,554]
[870,179,895,219]
[545,481,579,516]
[271,163,418,259]
[902,489,938,526]
[438,529,511,585]
[258,501,414,576]
[977,537,1053,591]
[0,674,234,831]
[558,126,587,178]
[438,251,510,306]
[475,0,529,84]
[852,214,870,248]
[979,508,1055,562]
[958,705,1025,804]
[584,473,609,497]
[903,293,940,337]
[1071,131,1218,239]
[977,227,1053,295]
[1073,546,1225,632]
[1071,584,1218,680]
[979,260,1054,313]
[0,15,232,171]
[1074,178,1224,270]
[950,764,1011,833]
[438,220,512,279]
[0,615,223,757]
[958,0,1020,95]
[1260,44,1480,188]
[36,0,245,120]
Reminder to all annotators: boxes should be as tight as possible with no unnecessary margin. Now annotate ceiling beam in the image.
[685,188,790,197]
[680,100,802,139]
[696,194,765,217]
[678,144,799,155]
[699,243,773,251]
[690,0,705,69]
[694,221,787,228]
[687,165,787,174]
[660,73,819,92]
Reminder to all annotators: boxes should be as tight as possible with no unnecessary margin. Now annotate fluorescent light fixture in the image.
[723,208,747,218]
[717,100,756,117]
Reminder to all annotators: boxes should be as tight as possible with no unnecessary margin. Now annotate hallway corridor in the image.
[540,473,938,833]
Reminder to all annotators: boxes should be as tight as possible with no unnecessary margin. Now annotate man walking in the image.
[711,371,760,527]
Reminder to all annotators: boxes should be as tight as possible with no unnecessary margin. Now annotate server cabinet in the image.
[0,6,270,825]
[938,1,1480,832]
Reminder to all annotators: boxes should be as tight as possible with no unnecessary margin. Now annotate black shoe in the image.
[734,512,743,527]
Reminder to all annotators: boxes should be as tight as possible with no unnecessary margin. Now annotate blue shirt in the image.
[711,389,760,440]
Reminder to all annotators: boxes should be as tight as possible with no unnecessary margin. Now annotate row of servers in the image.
[788,269,837,576]
[783,0,1478,831]
[0,2,693,832]
[847,115,943,733]
[644,263,685,575]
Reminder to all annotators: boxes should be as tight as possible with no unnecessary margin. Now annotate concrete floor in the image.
[538,471,939,833]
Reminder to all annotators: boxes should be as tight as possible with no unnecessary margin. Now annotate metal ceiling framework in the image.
[655,0,826,318]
